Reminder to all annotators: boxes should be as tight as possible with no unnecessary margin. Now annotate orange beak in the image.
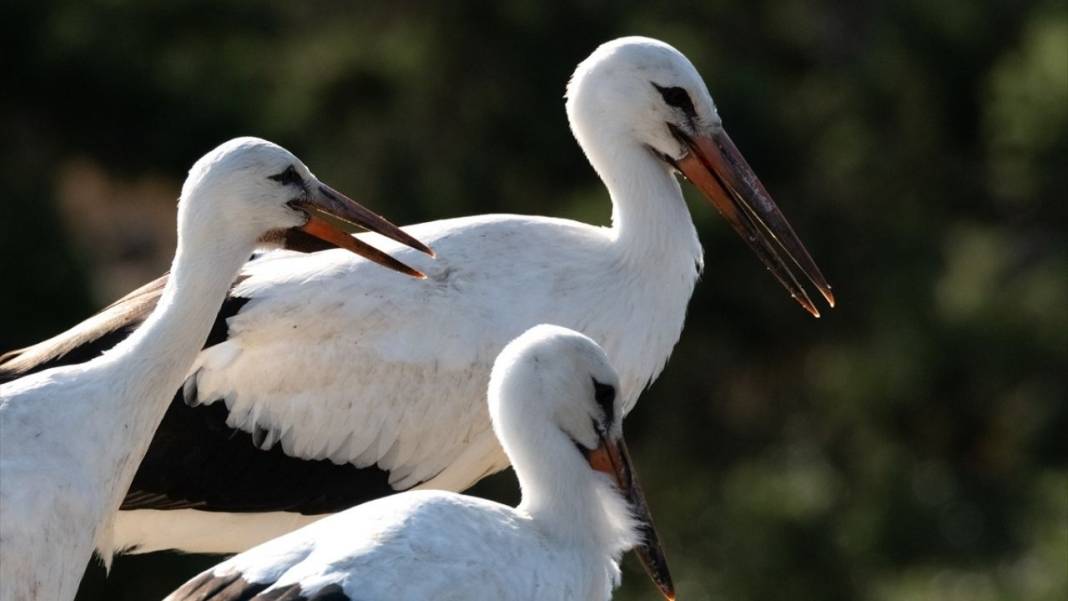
[671,124,834,317]
[586,433,675,600]
[290,182,434,279]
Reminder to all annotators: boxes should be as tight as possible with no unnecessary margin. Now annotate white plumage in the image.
[189,210,691,488]
[165,325,675,601]
[0,137,427,601]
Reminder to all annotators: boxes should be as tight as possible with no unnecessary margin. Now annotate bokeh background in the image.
[2,1,1065,600]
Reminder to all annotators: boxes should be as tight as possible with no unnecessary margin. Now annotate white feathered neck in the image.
[489,356,639,562]
[87,169,266,559]
[566,41,703,272]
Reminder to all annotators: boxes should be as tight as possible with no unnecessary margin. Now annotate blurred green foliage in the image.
[2,1,1065,600]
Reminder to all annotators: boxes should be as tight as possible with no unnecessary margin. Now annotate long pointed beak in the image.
[586,434,675,600]
[671,124,834,317]
[293,181,434,279]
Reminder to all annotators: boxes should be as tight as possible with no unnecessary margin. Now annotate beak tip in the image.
[399,238,435,258]
[411,242,435,258]
[796,297,820,319]
[404,266,428,279]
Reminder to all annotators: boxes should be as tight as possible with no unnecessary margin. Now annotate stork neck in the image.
[93,210,255,502]
[512,427,634,558]
[581,128,701,267]
[116,235,250,388]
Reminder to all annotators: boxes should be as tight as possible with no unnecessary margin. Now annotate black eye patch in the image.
[268,165,303,187]
[592,377,616,426]
[652,83,697,117]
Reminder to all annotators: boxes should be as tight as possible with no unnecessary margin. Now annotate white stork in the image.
[0,137,430,601]
[0,37,834,555]
[164,325,674,601]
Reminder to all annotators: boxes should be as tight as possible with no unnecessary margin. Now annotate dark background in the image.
[2,1,1065,600]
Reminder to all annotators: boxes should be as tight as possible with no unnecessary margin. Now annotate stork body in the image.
[164,326,674,601]
[0,138,427,601]
[111,206,698,553]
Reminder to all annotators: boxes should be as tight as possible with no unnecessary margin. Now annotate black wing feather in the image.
[257,584,347,601]
[167,571,270,601]
[123,394,402,514]
[168,573,348,601]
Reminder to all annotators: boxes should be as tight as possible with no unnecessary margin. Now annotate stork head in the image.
[489,324,675,601]
[180,137,433,277]
[567,36,834,317]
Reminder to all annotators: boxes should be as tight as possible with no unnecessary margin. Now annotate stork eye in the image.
[592,378,616,425]
[652,83,696,117]
[268,165,303,187]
